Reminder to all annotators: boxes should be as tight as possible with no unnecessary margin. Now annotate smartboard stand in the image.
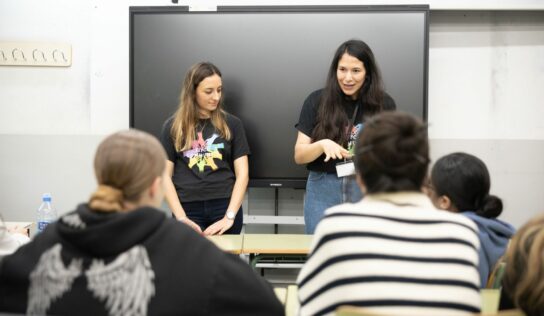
[244,187,305,232]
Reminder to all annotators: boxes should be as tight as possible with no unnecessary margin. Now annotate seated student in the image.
[426,152,515,287]
[500,215,544,315]
[0,221,30,256]
[0,130,283,316]
[297,112,481,316]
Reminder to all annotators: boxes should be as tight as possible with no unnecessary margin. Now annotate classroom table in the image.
[206,234,243,254]
[241,234,313,254]
[241,234,313,268]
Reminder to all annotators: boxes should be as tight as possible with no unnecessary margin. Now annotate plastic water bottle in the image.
[37,193,57,233]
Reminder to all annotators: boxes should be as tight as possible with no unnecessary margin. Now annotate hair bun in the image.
[89,184,124,212]
[395,123,426,155]
[478,194,503,218]
[355,112,429,193]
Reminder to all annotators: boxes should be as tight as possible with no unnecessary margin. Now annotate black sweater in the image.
[0,204,283,316]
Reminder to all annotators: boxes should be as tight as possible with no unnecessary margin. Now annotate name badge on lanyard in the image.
[335,103,359,178]
[336,160,355,177]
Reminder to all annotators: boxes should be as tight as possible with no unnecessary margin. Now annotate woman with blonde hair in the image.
[0,130,282,316]
[161,62,249,235]
[500,215,544,315]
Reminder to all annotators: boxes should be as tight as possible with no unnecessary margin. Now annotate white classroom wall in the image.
[0,0,543,231]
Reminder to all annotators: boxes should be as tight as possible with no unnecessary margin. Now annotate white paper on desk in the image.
[5,222,32,229]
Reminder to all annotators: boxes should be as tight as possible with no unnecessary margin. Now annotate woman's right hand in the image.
[179,217,203,234]
[319,139,351,162]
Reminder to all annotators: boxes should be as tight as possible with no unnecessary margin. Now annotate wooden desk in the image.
[207,235,243,254]
[5,222,33,237]
[242,234,313,269]
[242,234,313,254]
[336,306,524,316]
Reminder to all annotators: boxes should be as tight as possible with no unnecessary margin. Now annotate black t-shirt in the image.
[161,113,250,202]
[295,89,396,173]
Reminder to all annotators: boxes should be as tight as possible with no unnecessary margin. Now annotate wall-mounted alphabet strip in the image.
[0,42,72,67]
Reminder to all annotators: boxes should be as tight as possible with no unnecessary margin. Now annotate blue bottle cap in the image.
[42,193,52,202]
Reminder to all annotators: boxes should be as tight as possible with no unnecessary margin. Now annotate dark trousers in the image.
[179,198,243,234]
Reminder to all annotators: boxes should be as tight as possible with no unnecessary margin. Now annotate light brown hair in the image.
[503,215,544,316]
[89,129,166,212]
[171,62,231,152]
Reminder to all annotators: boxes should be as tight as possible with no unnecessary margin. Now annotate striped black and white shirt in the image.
[297,192,481,316]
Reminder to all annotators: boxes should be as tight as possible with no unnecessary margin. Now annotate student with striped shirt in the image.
[297,112,481,316]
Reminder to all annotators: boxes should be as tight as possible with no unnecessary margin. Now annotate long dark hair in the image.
[355,112,429,193]
[312,39,386,146]
[431,152,502,218]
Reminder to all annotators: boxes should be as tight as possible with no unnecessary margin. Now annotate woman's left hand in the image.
[203,217,234,236]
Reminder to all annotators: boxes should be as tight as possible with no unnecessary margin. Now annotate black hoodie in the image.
[0,204,283,316]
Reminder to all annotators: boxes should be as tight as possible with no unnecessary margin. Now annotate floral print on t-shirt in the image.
[347,123,363,155]
[183,132,224,172]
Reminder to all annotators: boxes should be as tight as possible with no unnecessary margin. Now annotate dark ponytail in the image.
[476,194,503,219]
[431,152,502,218]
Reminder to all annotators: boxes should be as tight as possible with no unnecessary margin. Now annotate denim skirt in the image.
[303,171,362,234]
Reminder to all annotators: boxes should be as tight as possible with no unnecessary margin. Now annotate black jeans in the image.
[179,197,243,234]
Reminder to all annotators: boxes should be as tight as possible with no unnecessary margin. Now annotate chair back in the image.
[335,306,525,316]
[487,261,507,289]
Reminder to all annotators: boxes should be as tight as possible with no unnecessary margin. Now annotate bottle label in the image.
[37,220,51,233]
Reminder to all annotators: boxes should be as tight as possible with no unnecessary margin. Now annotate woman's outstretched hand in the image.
[319,139,351,162]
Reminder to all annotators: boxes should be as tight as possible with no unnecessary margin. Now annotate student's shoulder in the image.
[298,89,324,116]
[0,223,61,273]
[162,115,175,131]
[223,111,244,129]
[321,202,364,220]
[209,250,284,315]
[305,88,324,103]
[434,208,479,232]
[382,92,396,111]
[325,201,356,213]
[224,111,241,123]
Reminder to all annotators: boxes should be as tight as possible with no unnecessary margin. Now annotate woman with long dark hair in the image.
[294,39,396,233]
[161,62,250,235]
